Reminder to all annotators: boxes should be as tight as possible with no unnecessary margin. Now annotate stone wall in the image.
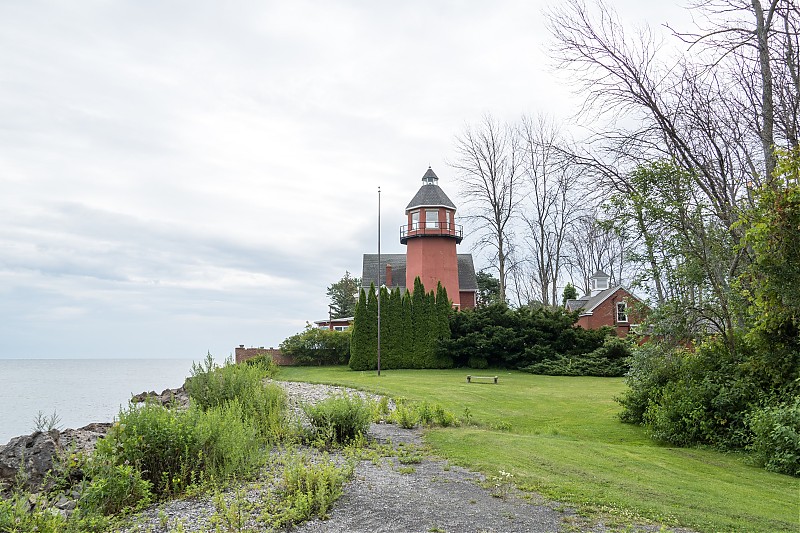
[234,345,295,366]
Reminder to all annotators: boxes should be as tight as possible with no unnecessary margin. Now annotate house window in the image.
[616,301,628,323]
[425,209,439,229]
[333,325,349,331]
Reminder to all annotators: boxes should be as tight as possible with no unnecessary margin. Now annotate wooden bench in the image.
[466,375,498,384]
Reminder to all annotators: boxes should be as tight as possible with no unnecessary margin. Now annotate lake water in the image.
[0,359,197,445]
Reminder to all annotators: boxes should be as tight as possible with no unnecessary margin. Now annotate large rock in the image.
[131,385,189,409]
[0,430,60,491]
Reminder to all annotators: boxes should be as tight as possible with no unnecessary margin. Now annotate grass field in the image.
[278,366,799,532]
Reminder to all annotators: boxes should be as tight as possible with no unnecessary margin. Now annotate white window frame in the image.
[616,301,628,323]
[425,209,439,229]
[411,210,420,231]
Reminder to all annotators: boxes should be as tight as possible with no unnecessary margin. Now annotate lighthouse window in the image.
[411,210,420,230]
[426,209,439,229]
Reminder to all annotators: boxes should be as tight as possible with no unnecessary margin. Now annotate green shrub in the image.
[390,402,419,429]
[522,336,631,377]
[280,326,351,366]
[95,403,201,497]
[245,353,279,375]
[193,399,262,480]
[617,341,684,424]
[262,453,352,528]
[748,400,800,477]
[433,404,458,427]
[186,353,270,411]
[78,463,152,516]
[303,395,372,445]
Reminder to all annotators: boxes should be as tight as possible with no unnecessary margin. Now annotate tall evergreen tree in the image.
[401,289,413,368]
[435,283,454,368]
[365,283,379,370]
[378,286,390,370]
[410,277,428,368]
[349,288,370,370]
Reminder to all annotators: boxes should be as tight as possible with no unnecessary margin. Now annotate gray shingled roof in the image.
[361,253,477,294]
[565,286,641,315]
[361,254,407,292]
[406,168,457,211]
[457,254,478,290]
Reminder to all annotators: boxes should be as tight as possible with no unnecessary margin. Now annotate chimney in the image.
[386,263,392,287]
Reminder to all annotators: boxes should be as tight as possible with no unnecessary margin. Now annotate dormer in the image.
[590,270,610,295]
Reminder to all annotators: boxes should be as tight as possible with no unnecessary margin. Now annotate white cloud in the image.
[0,0,689,358]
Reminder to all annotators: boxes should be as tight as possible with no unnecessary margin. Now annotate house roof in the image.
[361,253,477,293]
[565,286,642,315]
[406,168,457,211]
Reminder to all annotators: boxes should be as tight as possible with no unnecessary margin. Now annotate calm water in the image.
[0,359,196,445]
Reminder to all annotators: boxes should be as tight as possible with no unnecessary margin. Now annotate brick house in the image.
[361,167,478,308]
[565,271,645,337]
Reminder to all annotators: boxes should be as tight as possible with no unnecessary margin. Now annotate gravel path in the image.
[122,380,692,533]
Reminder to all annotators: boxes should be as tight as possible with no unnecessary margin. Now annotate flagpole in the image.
[377,186,381,377]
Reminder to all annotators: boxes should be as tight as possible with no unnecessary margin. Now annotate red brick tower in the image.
[400,168,464,307]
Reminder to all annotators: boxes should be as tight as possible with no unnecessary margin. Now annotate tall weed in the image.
[303,395,371,446]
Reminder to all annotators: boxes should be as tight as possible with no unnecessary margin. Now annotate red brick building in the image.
[361,168,477,308]
[565,271,645,337]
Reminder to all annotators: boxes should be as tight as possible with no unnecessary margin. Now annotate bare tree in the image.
[546,0,799,348]
[450,115,522,303]
[518,114,582,306]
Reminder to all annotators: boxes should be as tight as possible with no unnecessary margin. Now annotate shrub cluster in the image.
[280,326,351,366]
[748,400,800,476]
[442,303,619,373]
[522,336,633,377]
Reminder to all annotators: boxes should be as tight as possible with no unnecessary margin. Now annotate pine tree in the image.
[365,284,379,370]
[349,288,370,370]
[384,288,403,369]
[410,277,428,368]
[435,282,454,368]
[378,286,390,370]
[400,289,413,368]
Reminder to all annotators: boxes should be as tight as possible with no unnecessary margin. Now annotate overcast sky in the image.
[0,0,689,360]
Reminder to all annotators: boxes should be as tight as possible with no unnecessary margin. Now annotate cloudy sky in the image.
[0,0,688,360]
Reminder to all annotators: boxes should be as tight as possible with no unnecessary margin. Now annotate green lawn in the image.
[278,366,799,532]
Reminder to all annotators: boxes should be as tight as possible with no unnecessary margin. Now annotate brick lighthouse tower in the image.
[400,167,465,307]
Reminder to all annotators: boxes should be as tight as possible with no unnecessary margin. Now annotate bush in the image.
[263,453,352,528]
[280,326,351,366]
[78,464,152,516]
[523,336,632,377]
[441,303,613,370]
[185,353,271,411]
[95,403,201,496]
[303,395,372,445]
[193,399,262,480]
[245,353,279,375]
[748,400,800,477]
[617,341,685,424]
[390,402,419,429]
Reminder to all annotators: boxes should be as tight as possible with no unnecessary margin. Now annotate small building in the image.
[565,271,645,337]
[361,167,478,308]
[313,317,354,331]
